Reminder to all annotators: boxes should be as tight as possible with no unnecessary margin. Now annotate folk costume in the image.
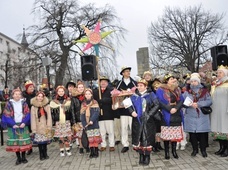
[93,76,115,152]
[50,86,72,156]
[211,66,228,157]
[116,66,137,153]
[70,86,89,154]
[22,80,36,155]
[156,74,184,159]
[31,92,52,160]
[2,89,32,165]
[80,90,101,158]
[183,73,212,157]
[125,79,159,165]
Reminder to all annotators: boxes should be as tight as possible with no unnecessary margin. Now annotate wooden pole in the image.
[96,56,103,115]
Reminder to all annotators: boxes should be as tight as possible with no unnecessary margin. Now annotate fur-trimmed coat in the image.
[156,84,184,126]
[50,97,72,125]
[31,97,52,135]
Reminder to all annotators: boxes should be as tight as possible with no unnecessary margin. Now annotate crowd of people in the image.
[0,65,227,166]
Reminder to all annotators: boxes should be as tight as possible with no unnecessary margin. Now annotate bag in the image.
[81,129,89,149]
[200,107,212,115]
[153,110,162,121]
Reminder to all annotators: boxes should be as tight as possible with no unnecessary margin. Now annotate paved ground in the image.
[0,132,228,170]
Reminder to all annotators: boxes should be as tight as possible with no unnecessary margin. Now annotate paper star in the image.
[74,20,114,56]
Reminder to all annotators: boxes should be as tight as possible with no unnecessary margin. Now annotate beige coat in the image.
[31,97,52,135]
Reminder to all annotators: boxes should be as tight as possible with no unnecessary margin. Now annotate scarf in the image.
[80,99,99,124]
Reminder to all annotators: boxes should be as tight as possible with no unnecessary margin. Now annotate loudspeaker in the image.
[211,45,228,70]
[81,55,97,81]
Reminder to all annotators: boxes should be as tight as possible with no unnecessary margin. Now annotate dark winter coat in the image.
[22,90,36,109]
[116,77,137,116]
[93,87,114,121]
[127,91,159,147]
[70,96,81,124]
[156,84,184,127]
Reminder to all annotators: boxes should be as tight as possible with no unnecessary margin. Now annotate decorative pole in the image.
[73,19,114,115]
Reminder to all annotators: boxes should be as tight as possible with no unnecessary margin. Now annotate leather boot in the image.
[38,145,45,161]
[152,145,160,152]
[89,147,94,158]
[171,142,179,159]
[15,152,21,165]
[43,144,49,159]
[221,141,228,157]
[21,152,28,163]
[93,147,99,158]
[143,155,150,166]
[139,153,144,165]
[27,148,33,155]
[157,142,164,150]
[215,140,224,155]
[164,141,170,160]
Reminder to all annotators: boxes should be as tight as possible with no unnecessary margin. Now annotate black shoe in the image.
[220,148,228,157]
[93,147,99,158]
[152,146,160,152]
[21,152,28,163]
[201,151,207,157]
[27,149,33,155]
[121,147,129,153]
[157,142,164,150]
[86,147,90,154]
[16,158,21,165]
[139,154,144,165]
[89,147,94,158]
[143,155,150,166]
[191,150,198,157]
[15,152,21,165]
[79,148,84,155]
[171,142,179,159]
[115,141,121,145]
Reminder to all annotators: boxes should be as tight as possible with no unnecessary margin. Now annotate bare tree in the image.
[148,5,228,72]
[27,0,126,86]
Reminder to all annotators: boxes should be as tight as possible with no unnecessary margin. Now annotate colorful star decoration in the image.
[74,19,114,56]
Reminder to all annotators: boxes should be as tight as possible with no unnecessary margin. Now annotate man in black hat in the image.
[116,66,137,153]
[93,76,115,152]
[65,80,76,98]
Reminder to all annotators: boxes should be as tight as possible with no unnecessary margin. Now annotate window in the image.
[0,38,2,43]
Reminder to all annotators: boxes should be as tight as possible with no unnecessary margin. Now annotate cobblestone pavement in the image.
[0,133,228,170]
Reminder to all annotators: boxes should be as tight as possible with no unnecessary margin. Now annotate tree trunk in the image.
[55,52,69,87]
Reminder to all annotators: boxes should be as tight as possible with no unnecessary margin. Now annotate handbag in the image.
[81,128,89,149]
[153,110,162,121]
[200,107,212,115]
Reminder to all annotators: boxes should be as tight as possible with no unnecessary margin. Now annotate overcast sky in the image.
[0,0,227,78]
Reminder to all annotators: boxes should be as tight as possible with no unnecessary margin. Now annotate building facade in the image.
[136,47,150,77]
[0,30,44,90]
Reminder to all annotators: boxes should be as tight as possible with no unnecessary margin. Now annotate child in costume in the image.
[50,85,72,156]
[31,91,52,160]
[80,88,101,158]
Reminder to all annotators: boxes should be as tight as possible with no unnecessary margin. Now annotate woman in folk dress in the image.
[156,74,184,160]
[2,88,32,165]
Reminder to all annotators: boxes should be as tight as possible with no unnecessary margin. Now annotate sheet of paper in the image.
[183,96,193,106]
